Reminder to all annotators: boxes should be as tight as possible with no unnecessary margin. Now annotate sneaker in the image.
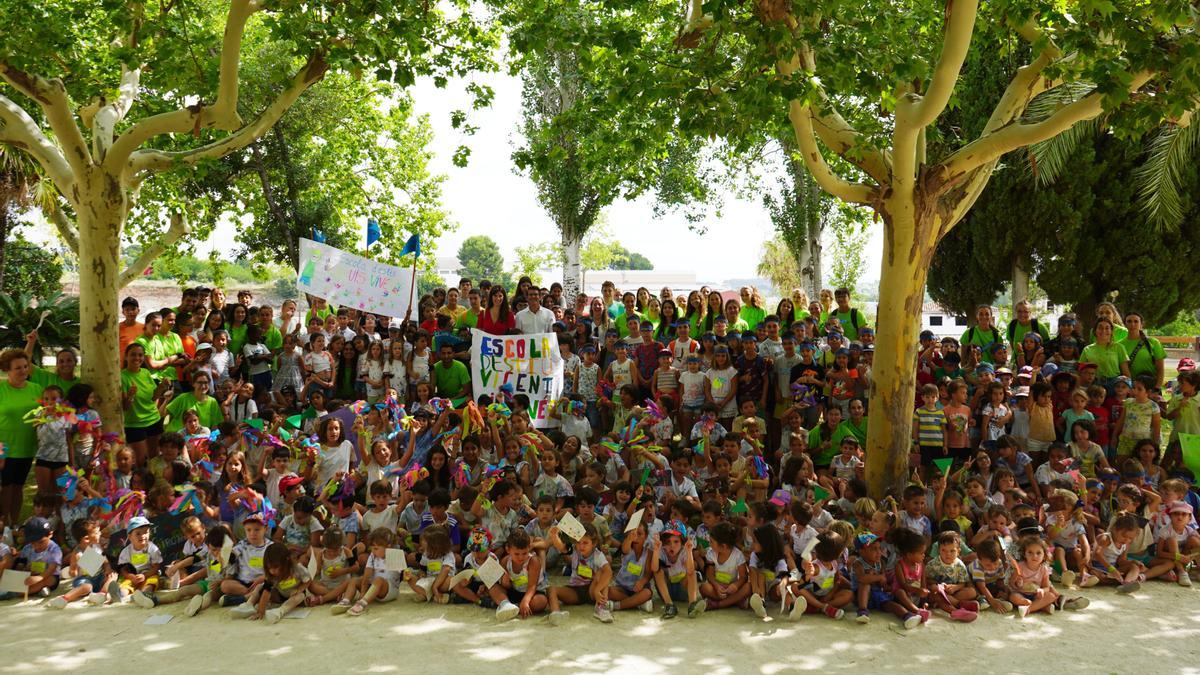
[960,600,979,612]
[1045,601,1055,615]
[229,603,257,619]
[855,609,870,624]
[45,596,68,610]
[916,608,931,623]
[86,593,108,606]
[478,596,497,610]
[548,610,569,626]
[132,591,157,609]
[1063,596,1090,611]
[106,580,124,603]
[185,594,204,617]
[902,613,921,630]
[264,608,283,624]
[331,599,353,615]
[750,593,767,618]
[604,600,616,612]
[1116,580,1141,594]
[1180,573,1193,588]
[661,603,678,620]
[823,604,844,620]
[639,599,654,613]
[687,599,706,619]
[789,595,807,621]
[593,603,614,623]
[219,594,245,607]
[950,608,978,622]
[1017,605,1029,619]
[1165,570,1179,583]
[1060,570,1076,588]
[976,599,990,612]
[1079,574,1100,588]
[496,600,520,622]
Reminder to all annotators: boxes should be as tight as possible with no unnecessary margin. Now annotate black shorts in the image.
[35,459,68,471]
[125,420,164,443]
[507,587,545,605]
[0,456,33,487]
[919,445,945,467]
[948,446,972,462]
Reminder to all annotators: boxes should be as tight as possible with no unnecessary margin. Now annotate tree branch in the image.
[939,71,1154,181]
[91,67,142,162]
[0,93,76,196]
[46,199,80,254]
[104,0,261,173]
[910,0,979,129]
[982,24,1064,134]
[119,211,190,287]
[787,99,875,205]
[126,53,328,178]
[0,64,92,176]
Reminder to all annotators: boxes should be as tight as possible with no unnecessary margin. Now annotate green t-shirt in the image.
[121,367,162,428]
[808,425,840,465]
[834,417,869,446]
[616,309,643,339]
[1079,341,1130,379]
[227,324,248,359]
[1006,319,1050,348]
[164,393,225,432]
[0,380,44,458]
[30,366,80,393]
[432,359,471,400]
[135,333,172,380]
[739,305,766,332]
[1119,335,1166,380]
[264,326,284,352]
[960,325,1004,363]
[456,309,480,331]
[821,308,866,335]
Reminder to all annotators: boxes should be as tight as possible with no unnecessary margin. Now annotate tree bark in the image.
[0,204,10,291]
[1012,258,1029,307]
[561,229,583,299]
[76,169,126,434]
[864,198,935,498]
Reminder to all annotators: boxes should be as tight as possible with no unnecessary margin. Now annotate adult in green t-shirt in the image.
[1006,300,1051,348]
[162,372,225,432]
[257,305,284,351]
[722,299,750,333]
[0,349,44,523]
[1080,318,1131,381]
[432,344,471,402]
[1093,302,1129,343]
[834,398,869,445]
[457,289,483,331]
[960,305,1004,364]
[226,303,250,357]
[615,292,642,339]
[23,329,81,392]
[121,342,167,462]
[1119,312,1165,387]
[820,287,868,337]
[738,287,767,332]
[134,313,174,381]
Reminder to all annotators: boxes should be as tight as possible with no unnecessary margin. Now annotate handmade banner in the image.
[470,329,563,428]
[296,238,414,318]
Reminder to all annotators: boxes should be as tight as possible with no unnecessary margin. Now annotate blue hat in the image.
[714,315,728,324]
[975,363,995,374]
[835,347,850,356]
[741,335,758,342]
[920,330,935,340]
[127,515,152,532]
[799,341,816,351]
[854,532,879,551]
[23,516,52,541]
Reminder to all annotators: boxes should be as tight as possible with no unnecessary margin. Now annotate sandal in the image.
[347,600,368,617]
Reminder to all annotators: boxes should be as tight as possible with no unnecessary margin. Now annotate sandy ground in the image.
[1,582,1198,674]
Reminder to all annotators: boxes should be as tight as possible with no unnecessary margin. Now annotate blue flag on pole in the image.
[312,228,326,243]
[366,218,381,247]
[400,234,421,258]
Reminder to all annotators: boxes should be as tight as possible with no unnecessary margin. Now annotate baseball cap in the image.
[1078,362,1098,371]
[389,318,404,330]
[127,515,152,532]
[658,348,671,357]
[1179,358,1197,372]
[1040,362,1059,378]
[920,330,935,341]
[854,532,879,551]
[194,342,213,353]
[1015,386,1031,398]
[768,489,792,508]
[243,512,268,525]
[1169,502,1194,515]
[995,366,1012,376]
[279,474,305,492]
[662,519,689,538]
[23,516,52,542]
[1114,375,1132,388]
[1018,366,1033,380]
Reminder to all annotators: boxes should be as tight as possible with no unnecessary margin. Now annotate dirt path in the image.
[2,583,1197,673]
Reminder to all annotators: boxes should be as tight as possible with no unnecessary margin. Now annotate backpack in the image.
[966,325,1002,349]
[1007,318,1041,347]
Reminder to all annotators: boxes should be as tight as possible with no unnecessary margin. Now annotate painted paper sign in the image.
[470,329,563,427]
[296,238,413,318]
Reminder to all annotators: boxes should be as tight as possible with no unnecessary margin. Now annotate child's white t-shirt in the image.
[118,542,163,574]
[363,505,399,534]
[705,547,746,585]
[830,454,863,481]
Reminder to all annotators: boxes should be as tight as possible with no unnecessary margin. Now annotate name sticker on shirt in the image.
[30,561,47,574]
[669,571,686,584]
[513,573,528,588]
[625,562,643,576]
[131,552,149,566]
[427,561,443,574]
[249,556,264,569]
[278,577,298,590]
[714,570,733,584]
[578,564,593,579]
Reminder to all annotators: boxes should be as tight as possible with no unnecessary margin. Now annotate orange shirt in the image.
[119,321,143,361]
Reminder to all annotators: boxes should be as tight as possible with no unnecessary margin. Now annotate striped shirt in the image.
[913,406,946,446]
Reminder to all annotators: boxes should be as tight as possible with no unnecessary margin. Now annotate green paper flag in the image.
[811,485,830,502]
[933,457,954,477]
[1180,433,1200,476]
[300,407,318,421]
[730,498,748,514]
[278,428,292,441]
[286,414,303,429]
[640,464,652,486]
[246,418,264,430]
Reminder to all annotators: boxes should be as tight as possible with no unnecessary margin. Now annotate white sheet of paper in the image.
[385,548,408,573]
[143,614,173,626]
[557,512,586,541]
[800,536,819,562]
[624,507,645,533]
[306,547,319,580]
[0,570,30,595]
[78,548,105,577]
[475,557,505,589]
[284,608,311,620]
[448,568,475,588]
[220,536,234,567]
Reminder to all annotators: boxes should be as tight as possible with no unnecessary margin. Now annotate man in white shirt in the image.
[515,293,555,334]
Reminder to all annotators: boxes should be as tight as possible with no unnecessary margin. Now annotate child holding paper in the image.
[45,520,108,608]
[341,528,401,616]
[112,516,163,607]
[249,542,311,623]
[184,524,235,617]
[8,517,61,600]
[498,529,548,619]
[407,524,455,603]
[604,520,654,613]
[547,521,614,625]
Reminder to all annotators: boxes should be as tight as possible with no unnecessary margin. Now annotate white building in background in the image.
[921,302,968,339]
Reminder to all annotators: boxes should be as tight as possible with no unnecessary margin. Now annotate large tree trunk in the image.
[0,204,10,291]
[1012,258,1029,306]
[865,202,935,498]
[561,229,583,300]
[77,170,127,434]
[804,218,822,299]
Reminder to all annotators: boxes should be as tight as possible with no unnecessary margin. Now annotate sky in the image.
[21,68,884,288]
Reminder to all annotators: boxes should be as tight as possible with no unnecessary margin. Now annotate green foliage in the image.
[0,291,79,357]
[607,245,653,270]
[273,277,299,299]
[2,235,62,298]
[122,247,260,285]
[417,269,447,298]
[825,206,871,293]
[513,243,559,286]
[457,236,507,284]
[756,237,802,296]
[1147,310,1200,337]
